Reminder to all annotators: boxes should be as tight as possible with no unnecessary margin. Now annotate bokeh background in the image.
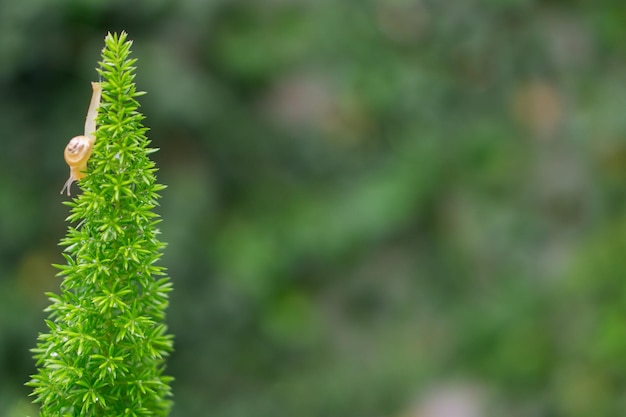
[2,0,626,416]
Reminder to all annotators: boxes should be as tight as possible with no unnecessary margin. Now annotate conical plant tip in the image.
[27,32,174,417]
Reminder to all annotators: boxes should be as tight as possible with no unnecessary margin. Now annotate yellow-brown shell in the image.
[64,135,93,179]
[61,135,93,195]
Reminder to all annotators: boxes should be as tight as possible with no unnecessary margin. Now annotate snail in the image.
[61,81,102,196]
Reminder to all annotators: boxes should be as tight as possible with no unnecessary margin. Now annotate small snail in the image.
[61,81,102,196]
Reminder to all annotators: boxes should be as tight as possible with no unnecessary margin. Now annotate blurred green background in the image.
[2,0,626,416]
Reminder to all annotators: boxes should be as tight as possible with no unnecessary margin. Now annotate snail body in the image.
[61,81,102,196]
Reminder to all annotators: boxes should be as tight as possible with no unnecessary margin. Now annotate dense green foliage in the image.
[27,32,173,417]
[2,1,626,416]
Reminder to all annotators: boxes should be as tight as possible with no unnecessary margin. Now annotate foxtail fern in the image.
[28,32,173,417]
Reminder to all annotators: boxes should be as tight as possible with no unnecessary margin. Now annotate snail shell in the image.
[60,135,93,196]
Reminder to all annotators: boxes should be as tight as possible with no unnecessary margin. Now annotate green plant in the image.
[27,32,173,417]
